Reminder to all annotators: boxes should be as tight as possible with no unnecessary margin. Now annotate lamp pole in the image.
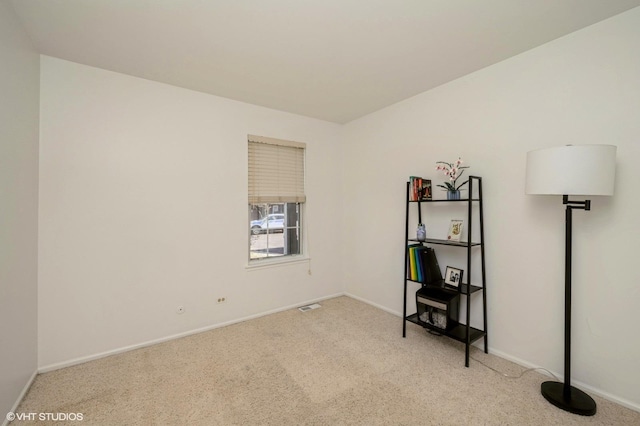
[540,195,596,416]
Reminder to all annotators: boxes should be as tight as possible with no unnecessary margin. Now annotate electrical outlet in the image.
[177,306,185,314]
[217,297,226,304]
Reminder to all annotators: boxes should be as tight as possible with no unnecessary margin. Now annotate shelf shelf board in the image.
[408,238,481,247]
[405,280,483,295]
[406,313,486,344]
[460,283,483,295]
[409,198,480,203]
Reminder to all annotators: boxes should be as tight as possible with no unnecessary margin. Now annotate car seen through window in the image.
[250,214,285,234]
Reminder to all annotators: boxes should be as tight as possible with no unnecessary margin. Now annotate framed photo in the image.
[447,219,463,241]
[420,179,432,200]
[444,266,463,289]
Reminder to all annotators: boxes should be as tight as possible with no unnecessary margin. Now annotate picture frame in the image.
[420,179,432,200]
[447,219,463,241]
[444,266,463,289]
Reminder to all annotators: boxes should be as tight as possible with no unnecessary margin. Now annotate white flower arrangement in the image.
[435,158,470,191]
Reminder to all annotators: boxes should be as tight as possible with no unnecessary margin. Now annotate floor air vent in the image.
[298,303,321,312]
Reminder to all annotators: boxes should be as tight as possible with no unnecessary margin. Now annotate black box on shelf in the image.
[416,286,460,331]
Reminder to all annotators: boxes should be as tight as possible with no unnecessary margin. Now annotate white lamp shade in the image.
[525,145,616,196]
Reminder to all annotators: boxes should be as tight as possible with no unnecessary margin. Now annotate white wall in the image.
[38,57,344,368]
[343,8,640,409]
[0,1,39,417]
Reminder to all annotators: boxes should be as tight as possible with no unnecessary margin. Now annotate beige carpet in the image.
[13,296,640,425]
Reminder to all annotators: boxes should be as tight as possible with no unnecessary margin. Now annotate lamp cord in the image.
[468,350,560,381]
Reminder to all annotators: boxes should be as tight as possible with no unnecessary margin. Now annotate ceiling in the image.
[11,0,640,123]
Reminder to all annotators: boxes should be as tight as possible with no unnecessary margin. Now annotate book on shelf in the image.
[406,245,444,286]
[409,176,432,201]
[407,244,419,281]
[409,176,420,201]
[419,246,444,285]
[420,179,432,200]
[408,245,422,282]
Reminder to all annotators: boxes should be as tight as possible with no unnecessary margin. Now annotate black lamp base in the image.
[541,381,596,416]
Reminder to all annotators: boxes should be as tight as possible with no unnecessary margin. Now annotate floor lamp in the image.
[525,144,616,416]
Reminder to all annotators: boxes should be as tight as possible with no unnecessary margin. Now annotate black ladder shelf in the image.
[402,176,488,367]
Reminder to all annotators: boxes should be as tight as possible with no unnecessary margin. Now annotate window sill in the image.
[245,255,310,271]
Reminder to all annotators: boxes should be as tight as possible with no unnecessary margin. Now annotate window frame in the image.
[247,136,307,266]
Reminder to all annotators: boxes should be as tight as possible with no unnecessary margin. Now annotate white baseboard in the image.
[345,293,640,414]
[345,292,403,317]
[489,348,640,413]
[38,292,345,373]
[2,369,38,426]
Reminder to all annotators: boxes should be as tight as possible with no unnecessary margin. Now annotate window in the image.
[248,135,305,261]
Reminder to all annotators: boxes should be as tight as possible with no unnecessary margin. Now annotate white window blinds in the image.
[248,135,306,203]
